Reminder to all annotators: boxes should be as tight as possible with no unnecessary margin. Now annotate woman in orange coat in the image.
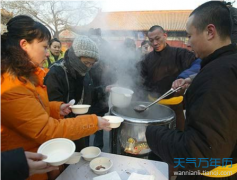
[1,15,111,180]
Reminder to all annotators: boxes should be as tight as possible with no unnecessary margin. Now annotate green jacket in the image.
[43,51,65,68]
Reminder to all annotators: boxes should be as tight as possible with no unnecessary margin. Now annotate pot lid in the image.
[111,101,175,124]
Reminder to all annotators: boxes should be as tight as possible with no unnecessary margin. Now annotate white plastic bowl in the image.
[70,104,91,114]
[90,157,113,175]
[37,138,76,166]
[81,146,101,161]
[103,116,124,128]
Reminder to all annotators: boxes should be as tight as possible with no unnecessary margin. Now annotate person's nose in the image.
[87,64,93,68]
[153,40,158,46]
[186,40,191,48]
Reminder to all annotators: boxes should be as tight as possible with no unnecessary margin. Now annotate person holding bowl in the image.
[1,15,111,180]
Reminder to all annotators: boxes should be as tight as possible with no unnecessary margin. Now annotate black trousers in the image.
[85,130,104,150]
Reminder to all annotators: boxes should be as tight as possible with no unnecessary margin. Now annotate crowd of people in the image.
[1,1,237,180]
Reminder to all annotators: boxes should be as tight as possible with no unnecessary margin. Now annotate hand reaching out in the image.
[25,152,58,176]
[105,85,116,92]
[172,78,192,90]
[60,103,71,116]
[97,116,111,131]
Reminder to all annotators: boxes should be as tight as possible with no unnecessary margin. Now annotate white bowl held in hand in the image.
[69,104,91,114]
[90,157,113,175]
[37,138,76,166]
[81,146,101,161]
[103,116,124,128]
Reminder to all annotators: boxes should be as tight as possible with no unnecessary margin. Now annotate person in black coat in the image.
[140,25,200,132]
[146,2,237,179]
[85,33,117,149]
[44,35,99,152]
[137,40,151,61]
[1,148,57,180]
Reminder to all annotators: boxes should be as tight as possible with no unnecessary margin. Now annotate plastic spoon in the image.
[68,99,75,106]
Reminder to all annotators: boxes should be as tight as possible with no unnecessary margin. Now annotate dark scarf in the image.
[67,47,90,76]
[52,54,59,61]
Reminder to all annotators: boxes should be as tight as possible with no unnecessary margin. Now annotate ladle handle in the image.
[146,87,181,109]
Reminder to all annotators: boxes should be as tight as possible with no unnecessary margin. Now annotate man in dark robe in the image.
[140,25,200,132]
[146,2,237,179]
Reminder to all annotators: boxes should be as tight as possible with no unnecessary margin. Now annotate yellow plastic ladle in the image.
[148,94,183,105]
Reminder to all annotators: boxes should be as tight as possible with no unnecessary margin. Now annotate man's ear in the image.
[19,39,29,51]
[206,24,216,40]
[164,33,168,39]
[164,33,168,38]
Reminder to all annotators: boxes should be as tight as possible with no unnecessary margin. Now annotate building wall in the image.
[60,29,189,51]
[101,30,189,49]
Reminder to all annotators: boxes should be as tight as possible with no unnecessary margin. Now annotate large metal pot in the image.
[110,101,175,156]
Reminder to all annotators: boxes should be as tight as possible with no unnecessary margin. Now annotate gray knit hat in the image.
[71,35,99,61]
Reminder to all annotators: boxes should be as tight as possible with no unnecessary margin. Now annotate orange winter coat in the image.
[1,68,98,180]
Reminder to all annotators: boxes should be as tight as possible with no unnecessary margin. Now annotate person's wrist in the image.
[97,116,101,129]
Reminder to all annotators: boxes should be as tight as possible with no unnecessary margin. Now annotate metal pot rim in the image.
[111,102,175,124]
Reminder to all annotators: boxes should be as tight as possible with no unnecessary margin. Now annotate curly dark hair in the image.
[1,15,51,84]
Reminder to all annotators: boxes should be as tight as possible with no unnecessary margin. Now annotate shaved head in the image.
[190,1,232,40]
[148,25,166,34]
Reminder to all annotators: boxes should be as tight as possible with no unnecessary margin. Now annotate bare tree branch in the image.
[2,1,100,38]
